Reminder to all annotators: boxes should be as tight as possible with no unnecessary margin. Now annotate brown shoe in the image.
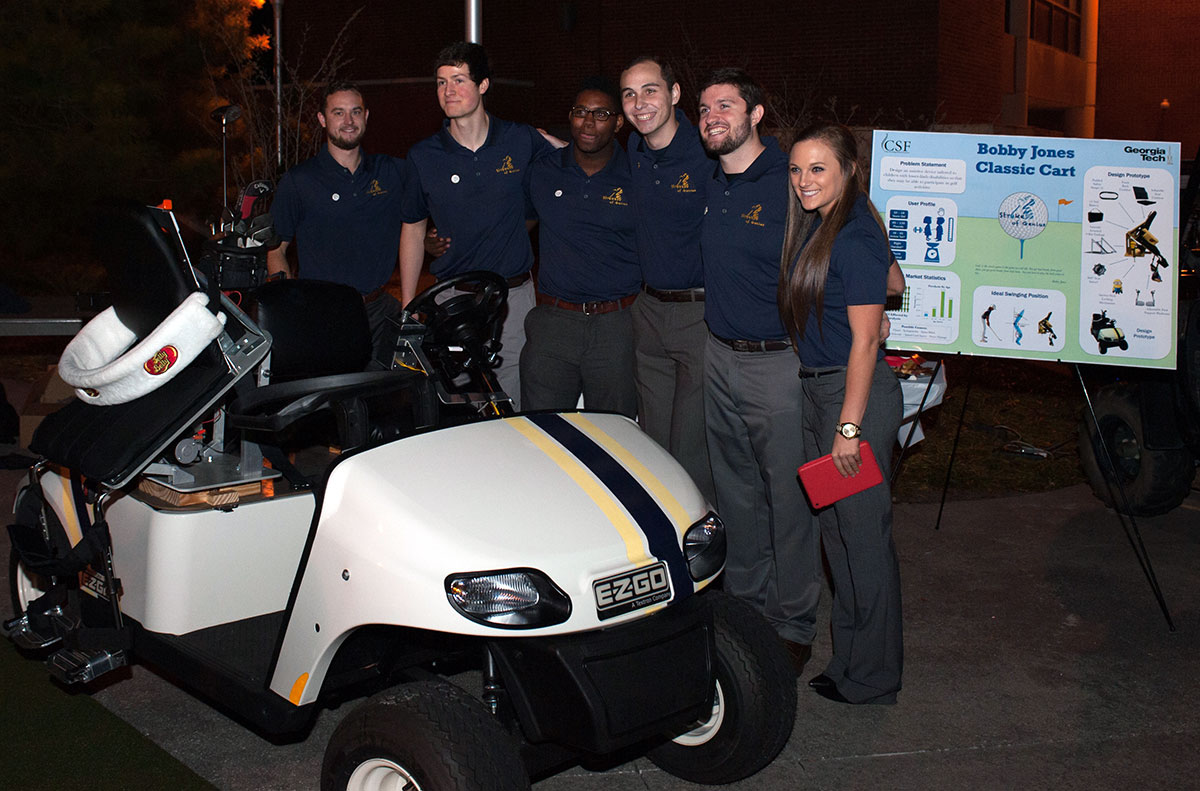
[783,641,812,675]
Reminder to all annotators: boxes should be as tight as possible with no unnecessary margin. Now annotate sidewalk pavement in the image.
[2,373,1197,789]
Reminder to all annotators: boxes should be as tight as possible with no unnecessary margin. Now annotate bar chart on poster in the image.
[870,131,1181,369]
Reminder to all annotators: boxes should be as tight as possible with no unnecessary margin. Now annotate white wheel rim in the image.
[671,679,726,746]
[346,758,421,791]
[14,561,45,611]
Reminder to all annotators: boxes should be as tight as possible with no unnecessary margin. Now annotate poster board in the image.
[869,131,1182,369]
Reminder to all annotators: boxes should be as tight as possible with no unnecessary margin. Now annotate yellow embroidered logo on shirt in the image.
[496,155,520,175]
[741,203,765,227]
[366,179,388,196]
[672,173,696,193]
[602,187,629,206]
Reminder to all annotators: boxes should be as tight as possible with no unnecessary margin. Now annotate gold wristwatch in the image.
[836,421,862,439]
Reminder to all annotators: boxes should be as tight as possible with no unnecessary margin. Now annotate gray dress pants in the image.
[704,334,821,644]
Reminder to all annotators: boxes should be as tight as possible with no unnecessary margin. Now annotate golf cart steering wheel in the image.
[404,271,509,364]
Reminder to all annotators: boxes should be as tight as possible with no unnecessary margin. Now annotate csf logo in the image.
[741,203,765,227]
[881,134,911,153]
[495,155,520,175]
[593,562,671,619]
[366,178,388,196]
[143,345,179,376]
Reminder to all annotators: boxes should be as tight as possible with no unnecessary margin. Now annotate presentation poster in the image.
[869,131,1181,369]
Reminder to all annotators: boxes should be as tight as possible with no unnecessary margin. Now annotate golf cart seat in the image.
[224,278,430,451]
[30,202,268,489]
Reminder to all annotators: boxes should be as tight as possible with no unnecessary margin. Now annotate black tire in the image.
[8,544,48,618]
[321,679,528,791]
[647,591,797,784]
[1078,383,1196,515]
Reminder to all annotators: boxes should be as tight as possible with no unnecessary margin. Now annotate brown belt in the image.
[644,285,705,302]
[452,272,531,293]
[712,334,792,353]
[537,292,639,315]
[362,286,390,304]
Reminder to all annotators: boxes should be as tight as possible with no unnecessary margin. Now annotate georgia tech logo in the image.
[496,155,520,175]
[881,133,911,153]
[602,187,629,206]
[365,179,388,196]
[741,203,765,227]
[144,345,179,376]
[672,173,696,193]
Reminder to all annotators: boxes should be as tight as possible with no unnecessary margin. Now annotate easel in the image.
[899,352,1175,631]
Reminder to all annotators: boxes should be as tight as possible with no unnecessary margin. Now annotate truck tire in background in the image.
[1078,383,1196,516]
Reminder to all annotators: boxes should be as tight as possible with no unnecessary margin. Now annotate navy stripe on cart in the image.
[525,413,691,601]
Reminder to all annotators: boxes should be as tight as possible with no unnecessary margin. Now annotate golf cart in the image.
[4,202,796,789]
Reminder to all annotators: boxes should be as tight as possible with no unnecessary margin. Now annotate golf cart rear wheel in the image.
[321,679,528,791]
[647,591,797,784]
[8,545,48,617]
[1078,383,1196,516]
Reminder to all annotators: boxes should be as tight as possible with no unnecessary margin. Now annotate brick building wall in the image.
[1095,0,1199,157]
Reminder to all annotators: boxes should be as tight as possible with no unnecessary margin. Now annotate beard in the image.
[702,115,752,156]
[327,127,364,151]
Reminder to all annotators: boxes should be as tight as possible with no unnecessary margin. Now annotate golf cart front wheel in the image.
[647,591,797,784]
[321,679,528,791]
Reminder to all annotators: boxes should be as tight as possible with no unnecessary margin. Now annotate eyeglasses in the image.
[569,106,617,121]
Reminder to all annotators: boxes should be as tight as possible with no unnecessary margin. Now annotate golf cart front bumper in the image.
[489,593,715,755]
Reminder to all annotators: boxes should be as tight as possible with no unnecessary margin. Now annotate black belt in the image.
[644,285,705,302]
[537,292,638,315]
[797,365,847,379]
[712,334,791,353]
[452,272,531,292]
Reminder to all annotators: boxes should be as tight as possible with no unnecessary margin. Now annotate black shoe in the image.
[808,673,835,690]
[783,641,812,675]
[812,683,851,704]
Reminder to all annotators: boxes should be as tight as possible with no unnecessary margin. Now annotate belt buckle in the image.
[583,300,601,315]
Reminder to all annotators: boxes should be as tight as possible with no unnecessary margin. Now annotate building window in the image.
[1030,0,1081,56]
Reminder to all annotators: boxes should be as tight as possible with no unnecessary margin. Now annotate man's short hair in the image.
[623,55,677,91]
[435,41,491,84]
[323,81,364,107]
[578,75,621,108]
[697,67,764,113]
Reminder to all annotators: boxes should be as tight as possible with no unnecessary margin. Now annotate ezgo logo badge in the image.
[593,562,671,619]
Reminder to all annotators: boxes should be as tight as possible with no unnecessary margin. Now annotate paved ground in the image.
[3,372,1198,789]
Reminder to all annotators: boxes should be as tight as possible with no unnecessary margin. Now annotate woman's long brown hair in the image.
[778,122,883,340]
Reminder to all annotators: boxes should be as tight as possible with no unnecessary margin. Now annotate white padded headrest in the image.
[58,291,226,406]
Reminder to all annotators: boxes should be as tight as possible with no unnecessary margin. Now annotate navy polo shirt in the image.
[402,114,553,279]
[271,146,406,294]
[795,193,891,368]
[626,110,712,289]
[700,140,790,341]
[527,144,640,303]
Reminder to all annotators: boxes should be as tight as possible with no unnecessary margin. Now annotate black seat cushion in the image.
[254,279,372,380]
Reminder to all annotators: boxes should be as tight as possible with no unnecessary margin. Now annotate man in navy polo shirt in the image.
[268,82,405,363]
[697,67,817,673]
[399,42,555,409]
[620,55,715,504]
[520,80,640,416]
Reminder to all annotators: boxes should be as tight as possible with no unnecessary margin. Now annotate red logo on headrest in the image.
[144,345,179,376]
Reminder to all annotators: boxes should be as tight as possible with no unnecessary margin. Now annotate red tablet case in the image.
[797,441,883,509]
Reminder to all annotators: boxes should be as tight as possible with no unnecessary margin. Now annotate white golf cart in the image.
[5,202,796,789]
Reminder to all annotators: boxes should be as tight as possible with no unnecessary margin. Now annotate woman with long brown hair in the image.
[779,121,904,704]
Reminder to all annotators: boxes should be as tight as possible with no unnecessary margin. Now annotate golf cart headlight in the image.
[445,568,571,629]
[684,512,726,581]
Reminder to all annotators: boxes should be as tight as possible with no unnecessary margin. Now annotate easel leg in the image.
[934,356,976,530]
[891,357,946,486]
[1075,364,1176,631]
